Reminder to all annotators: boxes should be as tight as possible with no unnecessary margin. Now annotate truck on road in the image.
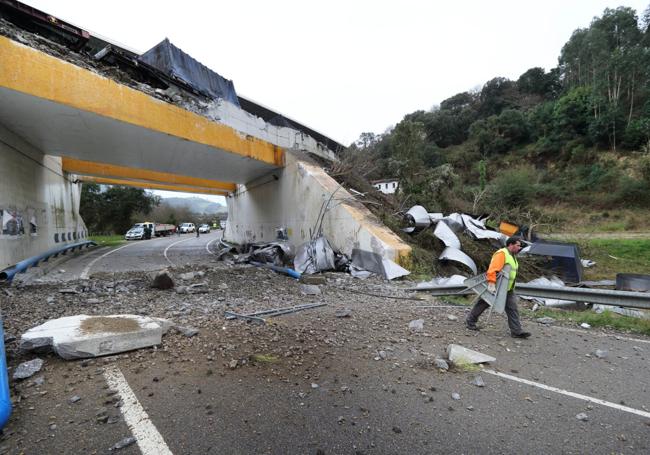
[125,222,176,240]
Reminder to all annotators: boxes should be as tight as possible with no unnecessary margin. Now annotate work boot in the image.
[511,331,531,339]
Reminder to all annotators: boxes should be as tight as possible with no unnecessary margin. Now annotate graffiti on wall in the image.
[0,207,40,237]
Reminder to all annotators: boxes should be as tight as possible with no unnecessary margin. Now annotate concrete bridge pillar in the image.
[225,151,411,266]
[0,124,87,270]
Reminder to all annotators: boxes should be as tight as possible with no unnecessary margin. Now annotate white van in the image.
[179,222,195,233]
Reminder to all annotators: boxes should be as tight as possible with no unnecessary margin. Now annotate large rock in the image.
[20,315,171,360]
[151,270,174,290]
[447,344,496,365]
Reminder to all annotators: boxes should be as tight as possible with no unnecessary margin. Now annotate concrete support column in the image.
[0,124,86,270]
[225,151,411,266]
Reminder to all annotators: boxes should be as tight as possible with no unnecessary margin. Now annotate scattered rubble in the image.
[575,413,589,422]
[434,358,449,371]
[471,376,486,387]
[12,358,43,380]
[408,319,424,332]
[109,436,137,451]
[535,317,556,325]
[594,349,608,359]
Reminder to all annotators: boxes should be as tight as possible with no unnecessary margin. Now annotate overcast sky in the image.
[22,0,649,202]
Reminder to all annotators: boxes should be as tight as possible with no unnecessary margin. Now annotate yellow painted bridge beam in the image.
[78,176,230,196]
[0,36,284,167]
[62,157,236,192]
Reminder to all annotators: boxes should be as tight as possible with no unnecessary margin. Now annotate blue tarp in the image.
[139,38,240,107]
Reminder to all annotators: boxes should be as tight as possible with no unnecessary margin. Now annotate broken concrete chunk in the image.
[299,284,321,295]
[335,309,352,318]
[20,315,170,360]
[447,344,496,365]
[408,319,424,332]
[575,412,589,421]
[109,436,137,451]
[535,317,555,325]
[173,325,199,338]
[151,270,174,290]
[594,349,608,359]
[13,358,44,380]
[433,358,449,371]
[471,375,485,387]
[179,272,196,281]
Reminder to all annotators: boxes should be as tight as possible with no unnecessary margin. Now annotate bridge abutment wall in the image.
[225,151,411,266]
[0,125,87,270]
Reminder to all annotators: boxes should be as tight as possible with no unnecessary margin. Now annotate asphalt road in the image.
[2,235,650,454]
[32,230,223,282]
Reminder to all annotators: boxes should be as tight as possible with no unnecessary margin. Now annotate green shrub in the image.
[485,166,539,210]
[609,177,650,206]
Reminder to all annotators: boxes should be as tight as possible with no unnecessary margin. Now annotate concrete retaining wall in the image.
[0,124,87,270]
[225,151,411,266]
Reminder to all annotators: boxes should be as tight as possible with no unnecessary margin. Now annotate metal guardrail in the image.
[0,240,97,282]
[515,284,650,310]
[413,283,650,310]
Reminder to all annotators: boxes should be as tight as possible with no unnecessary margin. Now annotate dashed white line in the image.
[163,237,195,266]
[104,366,173,455]
[484,369,650,419]
[80,243,134,279]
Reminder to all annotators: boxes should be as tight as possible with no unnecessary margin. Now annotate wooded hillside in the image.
[347,6,650,227]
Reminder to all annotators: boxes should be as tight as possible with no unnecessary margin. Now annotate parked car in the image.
[179,222,195,233]
[198,224,210,233]
[124,222,175,240]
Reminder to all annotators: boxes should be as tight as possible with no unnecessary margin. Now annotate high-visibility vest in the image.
[496,247,518,290]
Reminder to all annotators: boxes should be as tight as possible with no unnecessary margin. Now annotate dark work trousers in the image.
[466,291,523,334]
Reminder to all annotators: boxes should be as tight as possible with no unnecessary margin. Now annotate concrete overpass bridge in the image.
[0,0,410,272]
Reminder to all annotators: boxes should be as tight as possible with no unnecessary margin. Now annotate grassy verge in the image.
[579,238,650,280]
[524,307,650,336]
[89,235,126,247]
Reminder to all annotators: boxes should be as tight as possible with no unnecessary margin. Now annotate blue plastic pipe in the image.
[0,240,97,282]
[0,311,10,429]
[250,261,301,279]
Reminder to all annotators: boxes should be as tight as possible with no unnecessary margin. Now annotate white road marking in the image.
[104,366,173,455]
[484,369,650,419]
[205,237,220,255]
[163,237,195,266]
[549,325,650,345]
[80,243,134,279]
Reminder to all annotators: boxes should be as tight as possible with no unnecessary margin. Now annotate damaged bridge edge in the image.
[226,152,412,267]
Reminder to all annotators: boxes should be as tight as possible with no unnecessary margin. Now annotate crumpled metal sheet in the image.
[294,237,336,274]
[440,213,465,233]
[460,214,507,244]
[403,205,431,233]
[351,249,410,280]
[438,247,477,275]
[381,258,410,280]
[433,221,461,249]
